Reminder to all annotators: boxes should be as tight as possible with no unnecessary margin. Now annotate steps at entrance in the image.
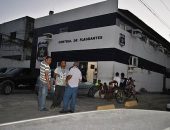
[97,104,115,110]
[125,100,138,108]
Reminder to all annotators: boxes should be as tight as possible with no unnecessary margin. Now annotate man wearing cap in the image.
[60,62,82,113]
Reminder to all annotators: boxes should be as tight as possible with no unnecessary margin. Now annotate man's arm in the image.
[54,68,60,79]
[66,68,73,84]
[66,75,72,84]
[45,71,51,90]
[79,72,82,83]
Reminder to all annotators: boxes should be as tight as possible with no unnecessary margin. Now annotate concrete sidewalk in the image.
[0,109,170,130]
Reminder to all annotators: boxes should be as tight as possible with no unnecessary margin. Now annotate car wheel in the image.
[3,81,14,95]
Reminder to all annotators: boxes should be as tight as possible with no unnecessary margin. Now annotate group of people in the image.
[37,57,135,112]
[38,56,82,113]
[96,72,135,99]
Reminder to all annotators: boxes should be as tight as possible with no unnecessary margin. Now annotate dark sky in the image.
[0,0,170,42]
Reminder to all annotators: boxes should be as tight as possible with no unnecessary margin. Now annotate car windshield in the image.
[0,68,7,74]
[0,67,15,74]
[3,68,20,75]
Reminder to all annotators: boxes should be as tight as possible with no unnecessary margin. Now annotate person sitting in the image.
[106,82,115,99]
[126,77,136,94]
[110,72,121,87]
[103,82,108,93]
[99,83,104,98]
[95,79,101,86]
[99,82,108,99]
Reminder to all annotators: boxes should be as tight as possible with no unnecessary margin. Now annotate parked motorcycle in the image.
[115,77,138,103]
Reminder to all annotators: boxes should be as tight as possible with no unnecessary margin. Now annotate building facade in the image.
[0,16,34,67]
[32,0,170,92]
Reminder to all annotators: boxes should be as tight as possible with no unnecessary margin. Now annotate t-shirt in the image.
[40,61,51,83]
[120,78,127,88]
[113,76,121,86]
[68,66,82,88]
[54,67,68,86]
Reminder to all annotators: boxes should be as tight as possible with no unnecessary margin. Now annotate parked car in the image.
[0,67,15,74]
[0,68,39,95]
[78,81,96,96]
[35,76,96,98]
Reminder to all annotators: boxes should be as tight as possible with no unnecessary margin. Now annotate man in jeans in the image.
[51,60,68,109]
[60,62,82,113]
[38,56,52,111]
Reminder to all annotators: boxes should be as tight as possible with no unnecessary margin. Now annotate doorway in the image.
[79,62,98,83]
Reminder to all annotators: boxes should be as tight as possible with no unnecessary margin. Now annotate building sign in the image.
[58,36,103,44]
[119,33,125,47]
[37,41,48,61]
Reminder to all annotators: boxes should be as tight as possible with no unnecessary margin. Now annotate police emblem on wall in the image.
[37,41,48,61]
[119,33,125,47]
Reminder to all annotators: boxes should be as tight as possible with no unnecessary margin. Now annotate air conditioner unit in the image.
[158,45,164,53]
[164,48,168,54]
[43,33,53,40]
[132,29,142,38]
[149,40,158,48]
[140,35,147,42]
[125,26,132,33]
[129,56,138,67]
[128,67,134,73]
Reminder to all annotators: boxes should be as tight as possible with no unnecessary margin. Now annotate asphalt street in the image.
[0,91,170,124]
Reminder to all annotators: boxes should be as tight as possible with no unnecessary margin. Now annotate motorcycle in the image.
[115,77,138,103]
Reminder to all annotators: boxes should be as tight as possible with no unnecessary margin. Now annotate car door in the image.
[16,69,33,89]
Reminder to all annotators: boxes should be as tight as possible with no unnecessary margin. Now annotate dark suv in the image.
[0,68,39,95]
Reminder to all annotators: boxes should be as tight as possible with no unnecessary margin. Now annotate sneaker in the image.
[68,110,74,113]
[59,110,68,113]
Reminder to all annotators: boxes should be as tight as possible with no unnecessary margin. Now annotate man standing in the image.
[51,60,68,109]
[60,62,82,113]
[38,56,52,111]
[113,72,121,87]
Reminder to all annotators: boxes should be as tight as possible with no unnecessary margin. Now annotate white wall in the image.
[103,61,164,92]
[47,26,115,52]
[38,25,169,68]
[35,0,118,29]
[87,62,97,82]
[112,26,168,67]
[131,68,163,92]
[97,61,114,83]
[0,58,30,68]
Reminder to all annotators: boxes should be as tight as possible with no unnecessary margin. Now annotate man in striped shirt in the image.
[38,56,52,111]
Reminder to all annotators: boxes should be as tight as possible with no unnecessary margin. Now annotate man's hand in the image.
[47,83,51,91]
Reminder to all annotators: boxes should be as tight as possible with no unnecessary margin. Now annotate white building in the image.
[32,0,170,92]
[0,16,34,68]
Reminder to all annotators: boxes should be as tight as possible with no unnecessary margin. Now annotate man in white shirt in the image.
[113,72,121,87]
[51,60,68,109]
[60,62,82,113]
